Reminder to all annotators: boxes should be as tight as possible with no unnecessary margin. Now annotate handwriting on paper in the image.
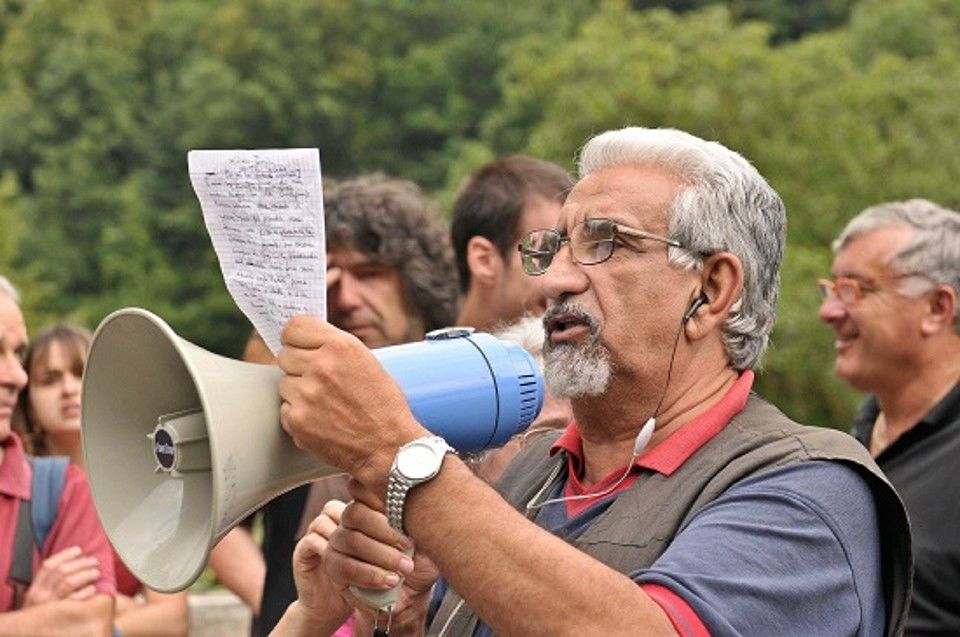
[188,149,325,353]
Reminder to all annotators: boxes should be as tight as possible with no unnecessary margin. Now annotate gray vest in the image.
[428,393,911,637]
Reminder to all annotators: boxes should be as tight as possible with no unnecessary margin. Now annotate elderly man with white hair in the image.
[0,275,116,634]
[271,128,911,637]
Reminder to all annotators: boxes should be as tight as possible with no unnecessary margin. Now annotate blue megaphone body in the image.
[375,326,543,452]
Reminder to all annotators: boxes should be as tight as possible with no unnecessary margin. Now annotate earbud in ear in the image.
[682,292,709,323]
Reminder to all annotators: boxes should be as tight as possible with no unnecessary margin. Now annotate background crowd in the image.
[2,0,960,427]
[1,1,959,636]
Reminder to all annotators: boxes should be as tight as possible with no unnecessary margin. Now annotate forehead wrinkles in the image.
[0,315,26,347]
[558,198,667,233]
[833,232,909,281]
[561,168,675,231]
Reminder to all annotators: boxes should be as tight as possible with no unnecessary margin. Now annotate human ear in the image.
[920,284,957,336]
[684,252,744,340]
[466,236,504,288]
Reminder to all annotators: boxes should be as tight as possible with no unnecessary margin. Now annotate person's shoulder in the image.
[61,461,93,493]
[654,460,887,637]
[730,460,877,529]
[55,461,101,520]
[736,459,869,496]
[735,394,870,458]
[693,460,883,578]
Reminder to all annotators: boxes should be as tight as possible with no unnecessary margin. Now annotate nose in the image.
[327,270,363,314]
[540,243,589,302]
[817,294,847,324]
[0,352,28,394]
[63,371,82,396]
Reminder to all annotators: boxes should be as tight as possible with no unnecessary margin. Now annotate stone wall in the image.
[188,590,252,637]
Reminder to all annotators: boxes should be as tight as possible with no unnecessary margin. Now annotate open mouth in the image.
[544,306,595,342]
[835,336,857,352]
[833,328,858,352]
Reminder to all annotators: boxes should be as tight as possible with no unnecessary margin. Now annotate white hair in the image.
[0,275,20,304]
[493,314,545,367]
[577,127,786,370]
[834,198,960,331]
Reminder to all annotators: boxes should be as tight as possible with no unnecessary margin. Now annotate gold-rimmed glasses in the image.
[817,277,868,304]
[817,274,929,304]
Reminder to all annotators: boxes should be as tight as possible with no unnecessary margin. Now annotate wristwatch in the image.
[386,435,455,532]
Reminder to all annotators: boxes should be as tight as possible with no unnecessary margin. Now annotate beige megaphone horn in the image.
[81,308,341,593]
[82,308,544,594]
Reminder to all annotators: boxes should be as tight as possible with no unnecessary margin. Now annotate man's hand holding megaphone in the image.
[277,316,433,495]
[277,319,447,629]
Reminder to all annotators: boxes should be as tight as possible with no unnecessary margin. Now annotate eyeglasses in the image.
[817,274,926,304]
[518,217,682,276]
[817,278,871,304]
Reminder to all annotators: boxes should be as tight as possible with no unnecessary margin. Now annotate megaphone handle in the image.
[349,545,415,611]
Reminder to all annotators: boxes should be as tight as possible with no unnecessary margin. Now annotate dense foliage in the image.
[1,0,958,427]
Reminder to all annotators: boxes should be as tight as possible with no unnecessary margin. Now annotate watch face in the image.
[397,441,442,480]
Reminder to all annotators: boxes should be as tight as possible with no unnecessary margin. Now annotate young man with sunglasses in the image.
[271,127,910,636]
[819,198,960,634]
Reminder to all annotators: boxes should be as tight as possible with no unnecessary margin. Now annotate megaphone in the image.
[81,308,543,593]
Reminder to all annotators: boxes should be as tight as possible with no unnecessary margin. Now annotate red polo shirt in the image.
[549,370,755,637]
[1,433,116,610]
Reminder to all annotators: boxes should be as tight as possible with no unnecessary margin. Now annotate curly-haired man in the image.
[256,174,459,635]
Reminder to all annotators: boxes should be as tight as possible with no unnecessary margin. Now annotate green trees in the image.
[478,0,960,425]
[0,0,594,352]
[0,0,957,423]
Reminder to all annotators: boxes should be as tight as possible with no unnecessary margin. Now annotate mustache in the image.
[542,303,601,338]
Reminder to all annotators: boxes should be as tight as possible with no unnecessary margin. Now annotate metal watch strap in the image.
[386,435,453,533]
[386,472,414,531]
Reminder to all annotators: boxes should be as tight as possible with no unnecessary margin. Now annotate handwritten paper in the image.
[188,149,325,353]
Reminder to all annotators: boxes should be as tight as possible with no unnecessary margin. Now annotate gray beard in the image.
[543,337,612,398]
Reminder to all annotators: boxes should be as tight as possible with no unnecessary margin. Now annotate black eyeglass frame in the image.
[517,217,686,276]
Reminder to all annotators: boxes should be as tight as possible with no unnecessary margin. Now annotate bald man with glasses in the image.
[270,128,911,637]
[819,198,960,635]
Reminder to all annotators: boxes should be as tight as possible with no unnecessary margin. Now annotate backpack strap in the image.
[7,456,70,592]
[8,492,34,608]
[28,455,70,548]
